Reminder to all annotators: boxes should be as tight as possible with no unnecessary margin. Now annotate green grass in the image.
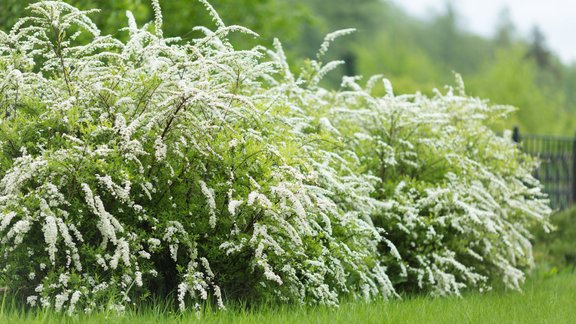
[2,271,575,324]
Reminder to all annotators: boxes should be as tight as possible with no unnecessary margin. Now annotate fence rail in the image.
[514,128,576,210]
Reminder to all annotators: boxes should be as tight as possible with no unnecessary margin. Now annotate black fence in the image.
[514,128,576,210]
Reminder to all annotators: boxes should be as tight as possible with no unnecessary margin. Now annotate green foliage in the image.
[0,0,150,37]
[0,0,306,48]
[467,47,574,135]
[534,208,576,270]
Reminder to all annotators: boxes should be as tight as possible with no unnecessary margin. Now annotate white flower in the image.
[0,211,16,232]
[27,295,38,307]
[59,273,69,287]
[42,215,58,264]
[177,282,189,311]
[68,291,82,315]
[148,238,161,250]
[154,137,167,161]
[169,244,178,261]
[96,254,108,270]
[54,292,69,312]
[199,180,217,228]
[227,199,242,216]
[135,271,143,287]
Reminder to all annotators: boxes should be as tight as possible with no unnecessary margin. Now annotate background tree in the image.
[493,8,516,48]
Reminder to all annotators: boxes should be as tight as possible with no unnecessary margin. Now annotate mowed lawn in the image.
[2,271,575,324]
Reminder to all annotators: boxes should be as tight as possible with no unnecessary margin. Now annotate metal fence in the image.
[514,128,576,210]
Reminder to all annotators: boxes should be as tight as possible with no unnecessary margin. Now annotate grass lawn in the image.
[1,271,575,324]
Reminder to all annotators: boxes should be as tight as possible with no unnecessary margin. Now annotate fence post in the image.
[512,126,521,143]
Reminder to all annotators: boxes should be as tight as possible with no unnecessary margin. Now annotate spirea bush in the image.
[0,0,550,314]
[301,76,552,296]
[0,0,395,313]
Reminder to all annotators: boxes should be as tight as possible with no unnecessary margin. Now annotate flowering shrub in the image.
[0,0,550,314]
[0,1,396,313]
[295,74,552,295]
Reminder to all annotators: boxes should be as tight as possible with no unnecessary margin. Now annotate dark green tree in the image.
[527,26,552,68]
[493,7,516,48]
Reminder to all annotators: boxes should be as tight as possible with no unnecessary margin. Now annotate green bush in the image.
[534,208,576,271]
[0,0,551,314]
[0,1,394,313]
[286,70,552,295]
